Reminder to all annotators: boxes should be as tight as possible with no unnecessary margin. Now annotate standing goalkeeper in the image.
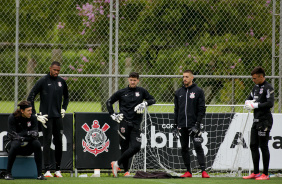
[173,69,209,178]
[27,61,69,178]
[243,66,274,180]
[106,72,155,177]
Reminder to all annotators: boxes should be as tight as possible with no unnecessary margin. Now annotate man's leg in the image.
[192,135,205,172]
[250,127,260,174]
[258,130,270,175]
[53,117,63,172]
[118,127,141,171]
[179,128,191,173]
[30,139,43,177]
[42,118,53,172]
[6,141,21,175]
[117,121,130,171]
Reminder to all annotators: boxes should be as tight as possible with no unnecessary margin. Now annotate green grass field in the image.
[0,101,248,114]
[1,176,282,184]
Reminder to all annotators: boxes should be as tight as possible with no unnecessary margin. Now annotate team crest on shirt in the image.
[259,88,263,94]
[81,120,110,156]
[27,121,31,127]
[190,92,195,99]
[135,92,140,97]
[58,82,62,87]
[121,127,125,133]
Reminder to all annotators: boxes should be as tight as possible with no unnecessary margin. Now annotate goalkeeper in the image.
[106,72,155,177]
[27,61,69,178]
[3,101,46,180]
[173,69,209,178]
[243,67,274,180]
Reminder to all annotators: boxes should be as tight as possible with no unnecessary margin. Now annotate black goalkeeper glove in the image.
[189,122,203,137]
[172,127,181,139]
[8,131,25,142]
[27,130,39,139]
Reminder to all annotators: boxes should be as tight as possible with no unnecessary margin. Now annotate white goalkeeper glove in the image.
[134,102,148,114]
[61,109,66,118]
[111,113,124,123]
[36,112,48,128]
[244,100,258,110]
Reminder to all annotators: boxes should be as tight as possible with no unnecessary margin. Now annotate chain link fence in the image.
[0,0,281,113]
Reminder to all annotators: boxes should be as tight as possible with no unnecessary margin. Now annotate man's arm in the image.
[106,91,120,114]
[259,85,274,109]
[62,80,69,111]
[143,89,156,106]
[196,89,206,123]
[173,91,179,128]
[27,79,42,114]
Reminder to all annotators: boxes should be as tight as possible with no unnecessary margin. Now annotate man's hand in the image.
[61,109,66,118]
[36,112,48,128]
[244,100,258,110]
[172,128,181,139]
[111,113,124,123]
[189,122,203,137]
[9,131,24,142]
[134,102,148,114]
[27,130,39,139]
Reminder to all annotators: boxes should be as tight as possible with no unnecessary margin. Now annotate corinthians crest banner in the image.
[75,112,120,169]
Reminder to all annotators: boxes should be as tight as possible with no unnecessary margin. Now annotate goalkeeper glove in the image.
[36,112,48,128]
[189,122,203,137]
[61,109,66,118]
[244,100,258,110]
[27,130,39,139]
[9,131,25,142]
[172,127,181,139]
[111,113,124,123]
[134,102,148,114]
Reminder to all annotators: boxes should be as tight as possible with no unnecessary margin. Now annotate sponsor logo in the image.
[81,120,110,156]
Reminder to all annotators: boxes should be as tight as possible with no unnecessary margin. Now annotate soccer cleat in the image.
[180,171,192,178]
[5,173,14,180]
[54,170,63,177]
[242,173,261,179]
[124,171,131,177]
[44,171,53,177]
[111,161,120,177]
[255,174,269,180]
[202,171,210,178]
[37,174,47,180]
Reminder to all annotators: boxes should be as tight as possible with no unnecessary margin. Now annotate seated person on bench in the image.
[4,100,46,180]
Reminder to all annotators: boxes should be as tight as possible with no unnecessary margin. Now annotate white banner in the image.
[212,113,282,170]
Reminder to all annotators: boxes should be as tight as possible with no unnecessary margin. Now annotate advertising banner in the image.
[0,113,73,171]
[75,112,120,169]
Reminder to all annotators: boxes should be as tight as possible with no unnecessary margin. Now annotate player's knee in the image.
[250,143,258,150]
[181,147,189,153]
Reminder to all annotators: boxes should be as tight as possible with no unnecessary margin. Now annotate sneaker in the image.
[5,173,14,180]
[111,161,120,177]
[180,171,192,178]
[202,171,210,178]
[37,174,47,180]
[54,171,63,178]
[44,171,53,177]
[255,174,270,180]
[124,171,131,177]
[243,173,261,179]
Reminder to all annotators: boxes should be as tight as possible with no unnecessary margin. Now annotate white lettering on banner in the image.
[0,131,7,151]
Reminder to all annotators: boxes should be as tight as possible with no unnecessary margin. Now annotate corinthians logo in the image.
[82,120,110,156]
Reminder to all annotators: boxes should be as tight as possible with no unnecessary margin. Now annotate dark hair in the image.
[129,72,139,79]
[251,66,265,77]
[183,69,193,75]
[13,100,31,118]
[51,61,61,67]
